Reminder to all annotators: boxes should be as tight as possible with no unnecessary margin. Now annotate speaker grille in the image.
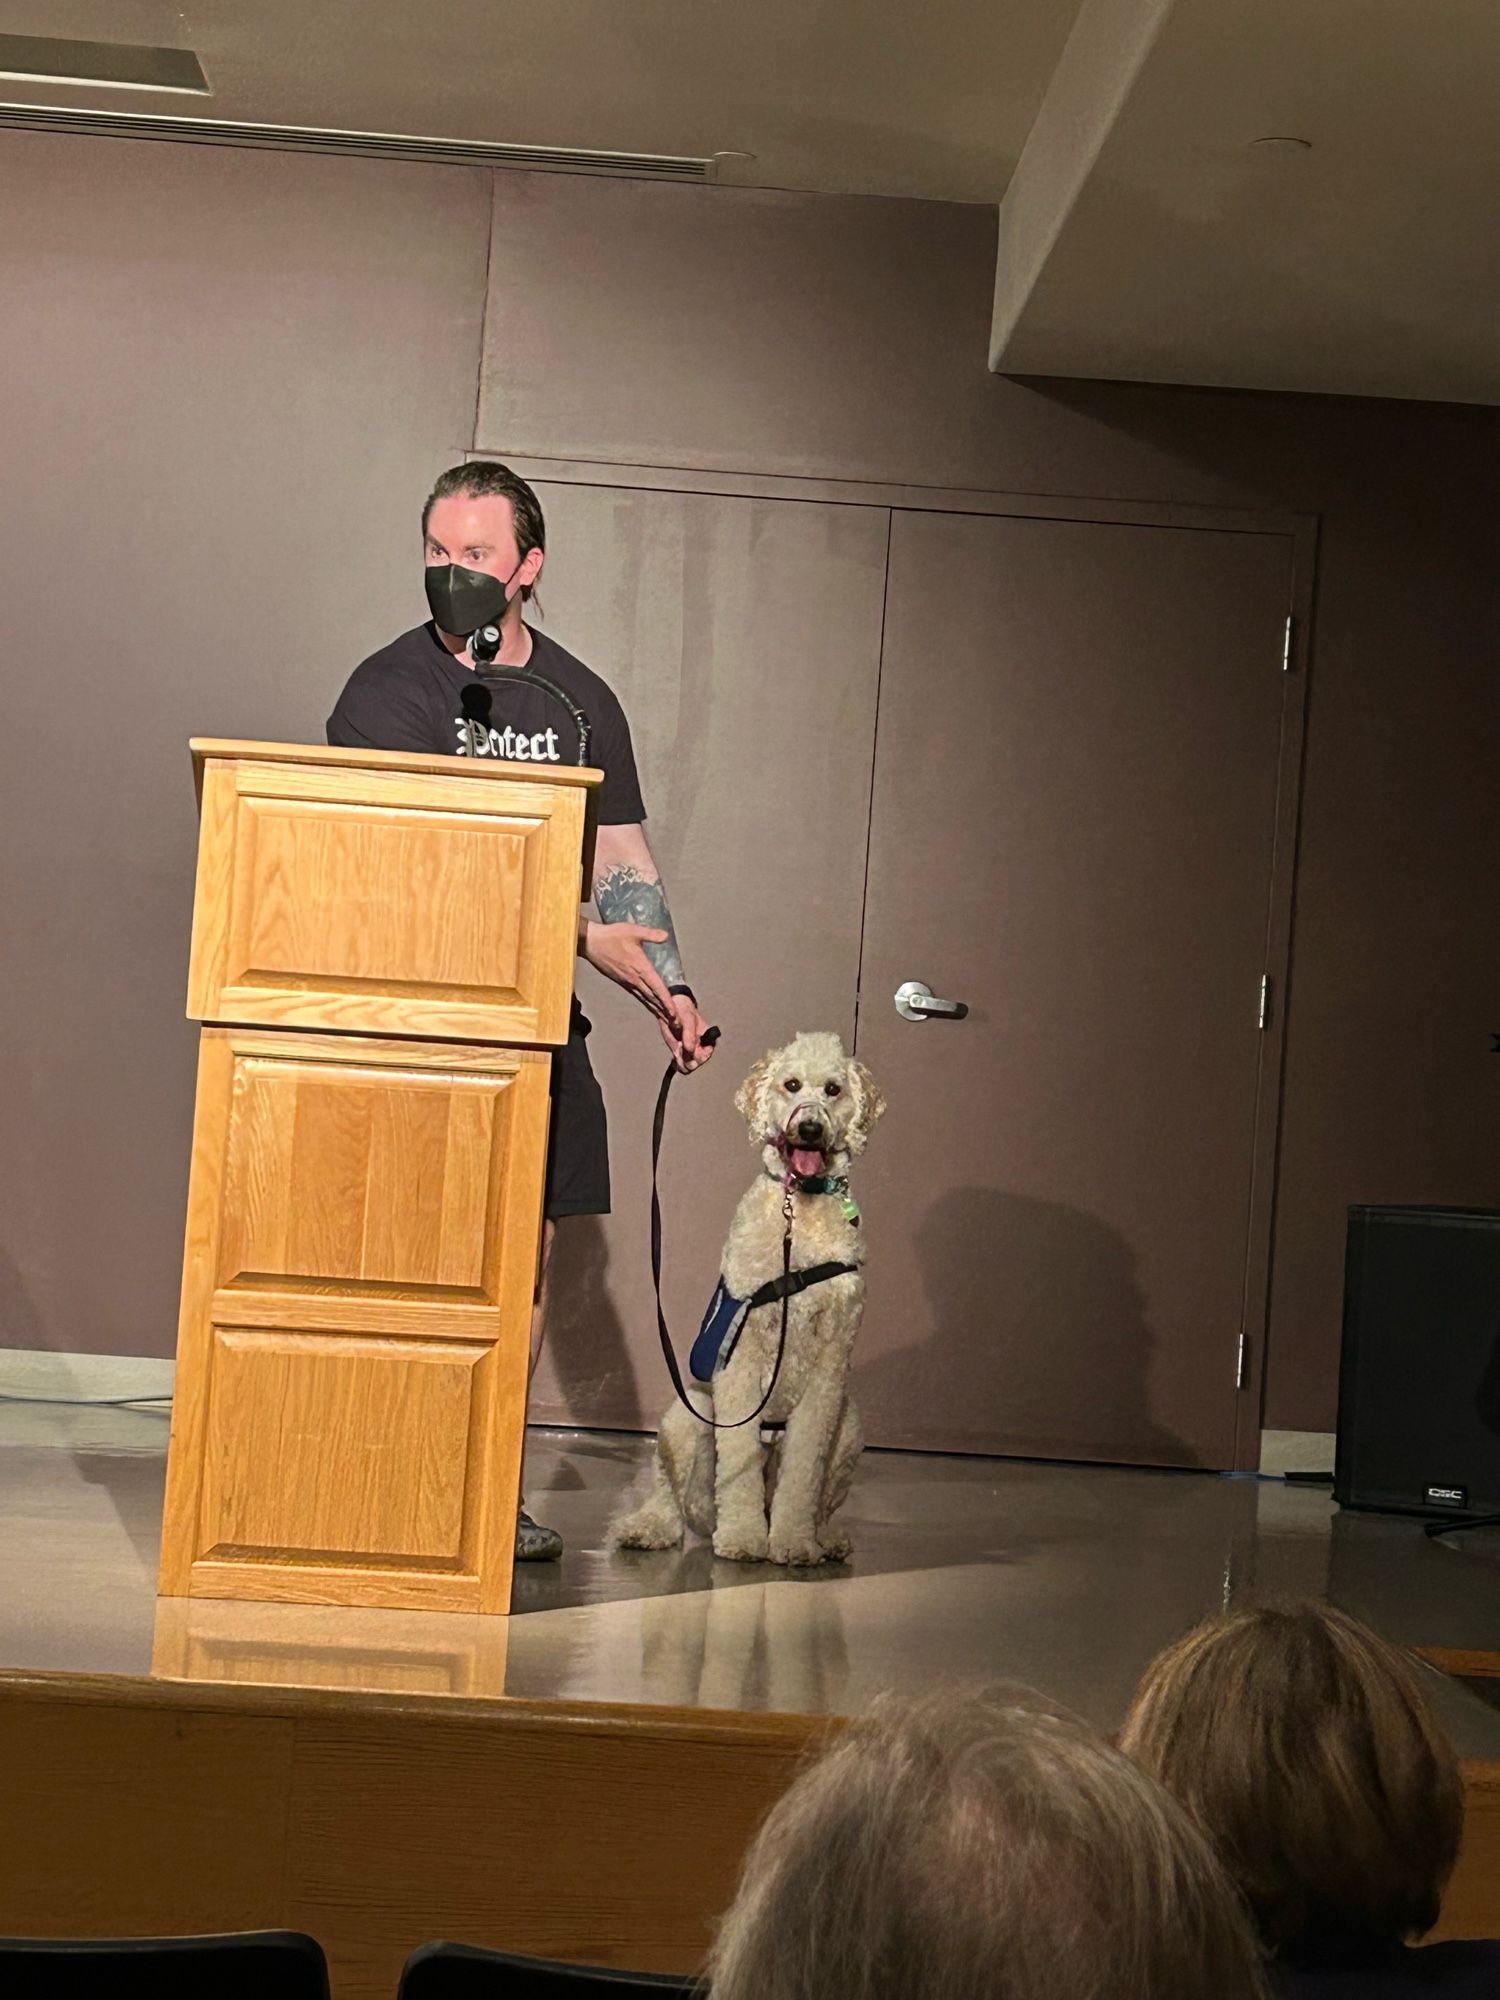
[1336,1205,1500,1518]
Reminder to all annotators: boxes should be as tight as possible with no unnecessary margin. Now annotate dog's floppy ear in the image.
[734,1049,779,1129]
[846,1058,887,1154]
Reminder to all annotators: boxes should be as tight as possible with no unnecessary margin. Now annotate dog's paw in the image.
[713,1526,770,1563]
[768,1530,831,1567]
[610,1510,684,1552]
[819,1531,852,1564]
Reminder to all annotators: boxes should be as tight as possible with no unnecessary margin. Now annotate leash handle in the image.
[651,1028,796,1431]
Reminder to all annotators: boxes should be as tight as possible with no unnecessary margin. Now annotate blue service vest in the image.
[689,1262,858,1384]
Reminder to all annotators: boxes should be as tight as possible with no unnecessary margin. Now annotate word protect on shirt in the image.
[454,719,563,762]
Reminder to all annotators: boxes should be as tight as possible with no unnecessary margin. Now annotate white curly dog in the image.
[612,1031,885,1567]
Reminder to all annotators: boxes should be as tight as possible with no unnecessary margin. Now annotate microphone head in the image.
[471,623,503,667]
[459,682,493,723]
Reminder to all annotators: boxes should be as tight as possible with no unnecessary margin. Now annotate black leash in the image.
[651,1026,800,1432]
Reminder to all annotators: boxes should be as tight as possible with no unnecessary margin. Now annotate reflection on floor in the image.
[4,1402,1500,1750]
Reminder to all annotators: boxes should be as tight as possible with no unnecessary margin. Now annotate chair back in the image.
[0,1929,329,2000]
[399,1940,698,2000]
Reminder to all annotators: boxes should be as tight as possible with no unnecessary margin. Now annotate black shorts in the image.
[544,1009,610,1220]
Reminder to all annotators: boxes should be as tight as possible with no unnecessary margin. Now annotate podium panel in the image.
[161,1028,552,1612]
[215,1047,514,1297]
[186,744,594,1045]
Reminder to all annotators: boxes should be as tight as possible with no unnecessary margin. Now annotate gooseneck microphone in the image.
[461,626,595,765]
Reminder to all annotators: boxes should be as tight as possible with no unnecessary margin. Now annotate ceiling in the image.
[992,0,1500,404]
[3,0,1499,403]
[0,0,1082,202]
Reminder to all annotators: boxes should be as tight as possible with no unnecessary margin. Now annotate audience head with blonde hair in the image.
[1120,1599,1464,1966]
[709,1683,1268,2000]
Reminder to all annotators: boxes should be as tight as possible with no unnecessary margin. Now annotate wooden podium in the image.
[158,740,600,1614]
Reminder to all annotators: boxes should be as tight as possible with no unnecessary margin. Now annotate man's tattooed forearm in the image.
[594,865,687,987]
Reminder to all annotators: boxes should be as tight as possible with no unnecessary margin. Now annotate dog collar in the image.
[783,1169,860,1225]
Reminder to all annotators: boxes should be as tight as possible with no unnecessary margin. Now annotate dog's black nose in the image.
[796,1118,824,1144]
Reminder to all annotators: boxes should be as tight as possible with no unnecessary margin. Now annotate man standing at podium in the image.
[327,460,714,1561]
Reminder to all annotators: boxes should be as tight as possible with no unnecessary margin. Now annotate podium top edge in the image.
[189,738,604,789]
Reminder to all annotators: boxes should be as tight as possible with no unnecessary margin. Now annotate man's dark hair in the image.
[422,460,546,603]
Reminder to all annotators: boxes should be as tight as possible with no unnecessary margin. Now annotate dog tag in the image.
[841,1196,860,1225]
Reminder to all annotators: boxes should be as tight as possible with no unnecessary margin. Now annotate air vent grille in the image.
[0,101,715,181]
[0,34,209,94]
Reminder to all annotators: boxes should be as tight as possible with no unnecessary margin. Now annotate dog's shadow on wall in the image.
[854,1187,1195,1469]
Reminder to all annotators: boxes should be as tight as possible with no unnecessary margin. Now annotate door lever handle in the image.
[895,980,968,1023]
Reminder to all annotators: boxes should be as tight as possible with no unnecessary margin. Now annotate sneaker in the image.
[516,1509,563,1561]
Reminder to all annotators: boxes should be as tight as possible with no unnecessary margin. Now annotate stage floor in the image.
[4,1399,1500,1749]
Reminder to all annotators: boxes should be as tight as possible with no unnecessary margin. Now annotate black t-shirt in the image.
[326,622,646,826]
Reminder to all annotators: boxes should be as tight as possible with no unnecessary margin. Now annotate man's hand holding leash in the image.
[581,920,715,1071]
[663,988,715,1072]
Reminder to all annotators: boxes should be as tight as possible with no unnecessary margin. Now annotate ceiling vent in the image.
[0,99,716,181]
[0,34,209,94]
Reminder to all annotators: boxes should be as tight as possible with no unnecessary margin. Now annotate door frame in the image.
[499,452,1319,1471]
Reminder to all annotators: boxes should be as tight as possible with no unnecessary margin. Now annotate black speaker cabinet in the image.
[1335,1205,1500,1519]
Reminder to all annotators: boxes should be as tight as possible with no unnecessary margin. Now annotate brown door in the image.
[852,510,1295,1469]
[523,479,890,1430]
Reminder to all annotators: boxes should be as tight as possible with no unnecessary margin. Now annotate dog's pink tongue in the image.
[791,1148,824,1178]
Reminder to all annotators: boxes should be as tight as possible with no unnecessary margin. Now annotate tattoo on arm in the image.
[594,864,686,988]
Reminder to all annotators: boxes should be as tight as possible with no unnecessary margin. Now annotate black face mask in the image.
[424,560,520,638]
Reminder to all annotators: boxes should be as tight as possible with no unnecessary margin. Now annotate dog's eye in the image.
[824,1081,843,1098]
[782,1078,801,1093]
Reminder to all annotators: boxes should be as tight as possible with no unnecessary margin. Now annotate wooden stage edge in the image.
[2,1667,1497,1999]
[1420,1645,1500,1680]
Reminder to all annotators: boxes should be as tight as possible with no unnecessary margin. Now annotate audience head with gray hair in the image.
[710,1683,1268,2000]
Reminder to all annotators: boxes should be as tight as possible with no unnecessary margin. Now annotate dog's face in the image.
[734,1032,886,1181]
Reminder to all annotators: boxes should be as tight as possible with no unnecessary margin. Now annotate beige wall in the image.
[1,140,1493,1434]
[0,131,490,1364]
